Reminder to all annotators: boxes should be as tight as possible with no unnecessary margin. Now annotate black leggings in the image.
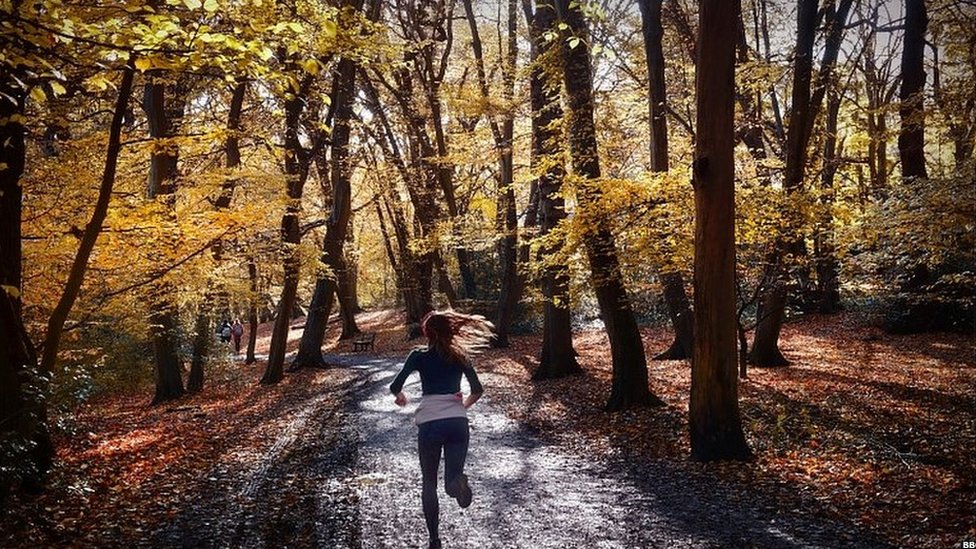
[418,417,470,542]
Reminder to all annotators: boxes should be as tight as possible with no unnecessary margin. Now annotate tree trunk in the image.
[461,0,519,346]
[524,0,580,379]
[749,280,789,367]
[556,0,662,409]
[245,258,259,364]
[639,0,694,361]
[899,0,929,180]
[814,84,842,314]
[782,0,817,193]
[360,65,439,338]
[150,307,185,403]
[342,228,362,313]
[187,295,210,393]
[142,76,188,403]
[37,64,137,398]
[689,0,752,462]
[639,0,669,173]
[0,79,52,489]
[654,272,695,360]
[293,56,359,370]
[749,0,817,367]
[863,15,891,193]
[263,76,314,384]
[337,253,361,339]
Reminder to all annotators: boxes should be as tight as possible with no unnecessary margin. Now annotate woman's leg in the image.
[443,418,470,503]
[418,423,444,542]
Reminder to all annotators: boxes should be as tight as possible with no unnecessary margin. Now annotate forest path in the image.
[336,354,890,549]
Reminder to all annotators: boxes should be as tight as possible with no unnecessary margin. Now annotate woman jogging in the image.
[390,310,492,549]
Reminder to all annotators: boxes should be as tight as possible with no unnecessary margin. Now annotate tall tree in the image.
[37,65,136,386]
[689,0,751,462]
[359,73,437,336]
[245,257,260,364]
[390,0,475,303]
[293,53,361,369]
[555,0,662,409]
[142,75,189,403]
[523,0,579,379]
[899,0,929,179]
[460,0,519,346]
[0,73,52,489]
[638,0,694,361]
[861,4,898,193]
[814,82,843,313]
[261,72,317,385]
[750,0,854,367]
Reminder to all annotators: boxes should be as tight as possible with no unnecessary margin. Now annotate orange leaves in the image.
[469,311,975,548]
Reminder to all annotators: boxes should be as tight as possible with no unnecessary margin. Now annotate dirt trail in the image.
[335,354,891,549]
[148,351,891,549]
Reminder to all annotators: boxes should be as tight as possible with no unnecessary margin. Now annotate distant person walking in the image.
[390,311,493,549]
[218,320,231,344]
[231,319,244,354]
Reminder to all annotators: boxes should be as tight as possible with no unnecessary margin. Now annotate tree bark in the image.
[523,0,580,379]
[555,0,662,409]
[749,280,789,367]
[337,252,361,339]
[0,78,52,489]
[899,0,929,180]
[187,295,210,393]
[639,0,694,361]
[245,257,259,364]
[263,75,314,384]
[493,0,520,348]
[293,55,360,370]
[638,0,669,173]
[142,75,188,404]
[689,0,752,462]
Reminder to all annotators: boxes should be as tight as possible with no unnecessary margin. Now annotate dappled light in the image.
[2,0,973,547]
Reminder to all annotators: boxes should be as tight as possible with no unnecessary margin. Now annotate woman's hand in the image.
[463,392,482,409]
[394,392,408,407]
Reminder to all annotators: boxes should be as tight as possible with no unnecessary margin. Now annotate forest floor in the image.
[1,309,973,548]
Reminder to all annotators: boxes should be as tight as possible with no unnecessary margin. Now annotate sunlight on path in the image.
[332,355,784,549]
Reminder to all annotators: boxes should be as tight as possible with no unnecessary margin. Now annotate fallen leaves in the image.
[2,310,972,548]
[470,313,975,549]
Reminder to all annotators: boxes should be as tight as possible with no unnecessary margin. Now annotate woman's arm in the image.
[462,364,484,409]
[389,351,420,396]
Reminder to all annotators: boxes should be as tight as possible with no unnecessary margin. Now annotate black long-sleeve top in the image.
[389,349,484,396]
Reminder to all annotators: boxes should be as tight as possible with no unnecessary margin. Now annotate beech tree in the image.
[689,0,752,462]
[899,0,929,180]
[638,0,694,361]
[750,0,854,367]
[1,70,51,490]
[524,0,579,379]
[555,0,662,410]
[293,45,364,369]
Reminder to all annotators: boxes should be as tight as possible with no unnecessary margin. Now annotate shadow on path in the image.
[338,354,893,549]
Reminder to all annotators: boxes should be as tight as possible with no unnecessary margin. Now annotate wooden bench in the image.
[352,332,375,352]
